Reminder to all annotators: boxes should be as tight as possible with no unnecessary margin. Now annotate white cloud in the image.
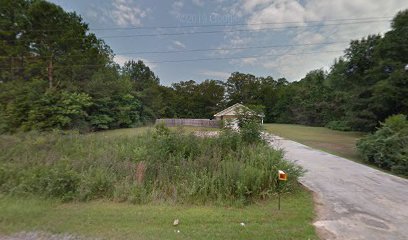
[85,4,111,25]
[240,0,407,25]
[114,54,131,66]
[222,0,408,81]
[86,9,98,19]
[210,33,252,56]
[260,48,342,81]
[241,57,257,65]
[246,0,310,30]
[170,1,184,17]
[192,0,204,7]
[111,0,150,27]
[293,31,325,44]
[200,70,231,79]
[172,40,187,49]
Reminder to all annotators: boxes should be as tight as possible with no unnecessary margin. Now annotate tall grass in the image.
[0,127,303,205]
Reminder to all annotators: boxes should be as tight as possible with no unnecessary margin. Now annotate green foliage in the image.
[278,70,338,126]
[89,94,142,130]
[0,1,145,133]
[153,122,171,138]
[0,79,47,132]
[0,107,6,133]
[1,0,407,138]
[239,120,264,144]
[23,91,92,131]
[170,79,225,119]
[122,60,160,91]
[357,114,408,176]
[0,129,303,205]
[325,121,352,131]
[78,168,116,201]
[2,163,80,201]
[236,106,264,144]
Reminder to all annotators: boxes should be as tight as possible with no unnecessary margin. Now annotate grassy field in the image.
[0,191,317,240]
[264,124,365,161]
[0,126,317,239]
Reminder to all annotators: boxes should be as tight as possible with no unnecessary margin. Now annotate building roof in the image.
[214,103,246,117]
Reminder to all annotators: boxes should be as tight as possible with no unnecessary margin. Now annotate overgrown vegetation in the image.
[236,105,264,144]
[357,114,408,176]
[325,120,352,132]
[0,125,303,205]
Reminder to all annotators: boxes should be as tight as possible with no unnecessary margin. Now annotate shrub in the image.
[78,168,116,201]
[357,114,408,176]
[236,105,264,144]
[325,120,352,131]
[0,126,303,205]
[23,91,92,131]
[239,120,264,144]
[4,164,80,201]
[0,105,7,134]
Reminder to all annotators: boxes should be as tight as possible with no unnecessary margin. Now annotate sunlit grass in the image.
[264,124,365,161]
[0,190,317,240]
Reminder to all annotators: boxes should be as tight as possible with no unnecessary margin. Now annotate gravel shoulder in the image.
[0,231,97,240]
[265,134,408,240]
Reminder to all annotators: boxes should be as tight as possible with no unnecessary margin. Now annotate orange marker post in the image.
[277,170,287,210]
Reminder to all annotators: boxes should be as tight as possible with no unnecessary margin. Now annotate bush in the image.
[357,114,408,176]
[23,91,92,131]
[325,120,352,131]
[78,168,116,201]
[4,163,80,201]
[0,126,303,205]
[236,105,264,144]
[0,105,7,134]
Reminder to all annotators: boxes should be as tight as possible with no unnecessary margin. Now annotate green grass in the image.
[0,126,317,239]
[1,125,301,203]
[264,124,365,161]
[0,190,317,240]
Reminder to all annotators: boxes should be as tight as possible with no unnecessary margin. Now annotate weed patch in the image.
[0,127,303,205]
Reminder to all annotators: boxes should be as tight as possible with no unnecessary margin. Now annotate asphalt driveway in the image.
[265,134,408,240]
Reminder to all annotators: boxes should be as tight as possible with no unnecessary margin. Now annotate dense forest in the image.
[0,0,407,133]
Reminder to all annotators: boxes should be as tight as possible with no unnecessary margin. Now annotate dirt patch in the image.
[193,131,219,138]
[299,183,336,240]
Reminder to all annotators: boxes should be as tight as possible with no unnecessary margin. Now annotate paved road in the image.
[265,134,408,240]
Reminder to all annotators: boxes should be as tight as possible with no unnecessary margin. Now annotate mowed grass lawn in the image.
[264,124,365,162]
[0,126,318,240]
[0,191,316,240]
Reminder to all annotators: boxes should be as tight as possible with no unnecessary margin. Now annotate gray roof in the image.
[214,103,264,117]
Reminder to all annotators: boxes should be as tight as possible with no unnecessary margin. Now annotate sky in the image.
[48,0,408,86]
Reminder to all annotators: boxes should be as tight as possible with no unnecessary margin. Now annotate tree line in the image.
[0,0,407,133]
